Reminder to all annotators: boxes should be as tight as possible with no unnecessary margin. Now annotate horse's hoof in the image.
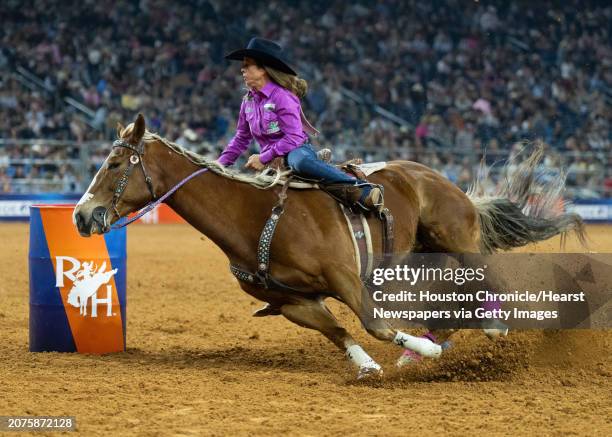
[484,327,509,339]
[396,349,422,368]
[357,360,383,380]
[440,340,453,350]
[483,320,509,340]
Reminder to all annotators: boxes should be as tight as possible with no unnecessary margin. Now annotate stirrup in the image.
[320,182,384,213]
[356,185,384,213]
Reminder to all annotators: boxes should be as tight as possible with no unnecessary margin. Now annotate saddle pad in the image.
[358,162,387,176]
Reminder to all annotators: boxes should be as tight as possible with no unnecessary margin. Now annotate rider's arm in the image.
[218,100,253,166]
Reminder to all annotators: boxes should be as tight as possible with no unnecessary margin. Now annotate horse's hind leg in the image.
[280,297,382,379]
[417,200,509,348]
[324,266,443,359]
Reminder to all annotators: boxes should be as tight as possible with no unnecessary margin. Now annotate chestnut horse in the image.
[73,114,585,379]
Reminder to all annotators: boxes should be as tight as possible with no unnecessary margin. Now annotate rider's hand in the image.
[245,154,265,171]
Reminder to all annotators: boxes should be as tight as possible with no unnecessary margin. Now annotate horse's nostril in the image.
[92,206,107,228]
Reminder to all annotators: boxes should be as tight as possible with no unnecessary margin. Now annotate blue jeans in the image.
[286,144,358,185]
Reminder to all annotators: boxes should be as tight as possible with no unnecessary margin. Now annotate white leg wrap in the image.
[346,345,382,379]
[346,345,375,367]
[394,331,442,358]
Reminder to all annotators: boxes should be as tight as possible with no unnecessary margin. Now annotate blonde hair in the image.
[263,65,308,99]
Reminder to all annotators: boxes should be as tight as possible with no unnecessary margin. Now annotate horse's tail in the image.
[466,144,587,254]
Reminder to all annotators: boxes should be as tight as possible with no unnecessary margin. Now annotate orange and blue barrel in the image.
[29,205,126,353]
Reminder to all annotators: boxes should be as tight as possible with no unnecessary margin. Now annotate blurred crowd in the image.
[0,0,610,197]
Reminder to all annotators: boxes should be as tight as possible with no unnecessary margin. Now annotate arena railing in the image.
[0,139,608,200]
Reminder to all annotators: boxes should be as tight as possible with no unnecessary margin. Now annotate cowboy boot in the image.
[321,183,384,213]
[321,183,362,207]
[358,185,384,213]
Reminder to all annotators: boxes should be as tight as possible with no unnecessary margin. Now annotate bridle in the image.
[109,138,157,221]
[107,137,209,229]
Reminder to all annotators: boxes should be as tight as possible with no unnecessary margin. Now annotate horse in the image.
[73,114,585,379]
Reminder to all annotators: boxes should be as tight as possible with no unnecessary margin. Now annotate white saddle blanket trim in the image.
[358,162,387,176]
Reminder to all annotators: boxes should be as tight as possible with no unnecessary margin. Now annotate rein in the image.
[109,138,209,229]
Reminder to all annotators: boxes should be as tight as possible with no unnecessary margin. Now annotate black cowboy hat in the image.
[225,37,297,76]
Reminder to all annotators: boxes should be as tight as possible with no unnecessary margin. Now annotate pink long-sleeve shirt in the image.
[218,81,309,165]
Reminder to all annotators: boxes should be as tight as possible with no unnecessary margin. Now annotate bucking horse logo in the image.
[65,261,118,317]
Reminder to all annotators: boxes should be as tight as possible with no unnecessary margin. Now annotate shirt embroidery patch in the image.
[267,121,280,134]
[263,103,276,111]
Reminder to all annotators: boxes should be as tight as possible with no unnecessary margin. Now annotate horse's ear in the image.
[130,113,146,143]
[116,122,125,138]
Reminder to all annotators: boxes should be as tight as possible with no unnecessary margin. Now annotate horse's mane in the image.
[126,126,292,189]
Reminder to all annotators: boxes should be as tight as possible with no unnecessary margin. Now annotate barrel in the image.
[29,205,126,353]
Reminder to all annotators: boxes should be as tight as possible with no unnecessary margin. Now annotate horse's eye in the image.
[108,162,121,170]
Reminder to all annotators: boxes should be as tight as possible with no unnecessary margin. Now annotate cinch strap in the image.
[229,180,311,293]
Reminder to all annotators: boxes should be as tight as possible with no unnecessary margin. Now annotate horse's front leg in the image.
[279,297,383,380]
[323,264,443,360]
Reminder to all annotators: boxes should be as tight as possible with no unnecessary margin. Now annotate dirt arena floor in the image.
[1,223,610,436]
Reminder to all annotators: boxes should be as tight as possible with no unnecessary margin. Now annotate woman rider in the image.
[217,37,383,212]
